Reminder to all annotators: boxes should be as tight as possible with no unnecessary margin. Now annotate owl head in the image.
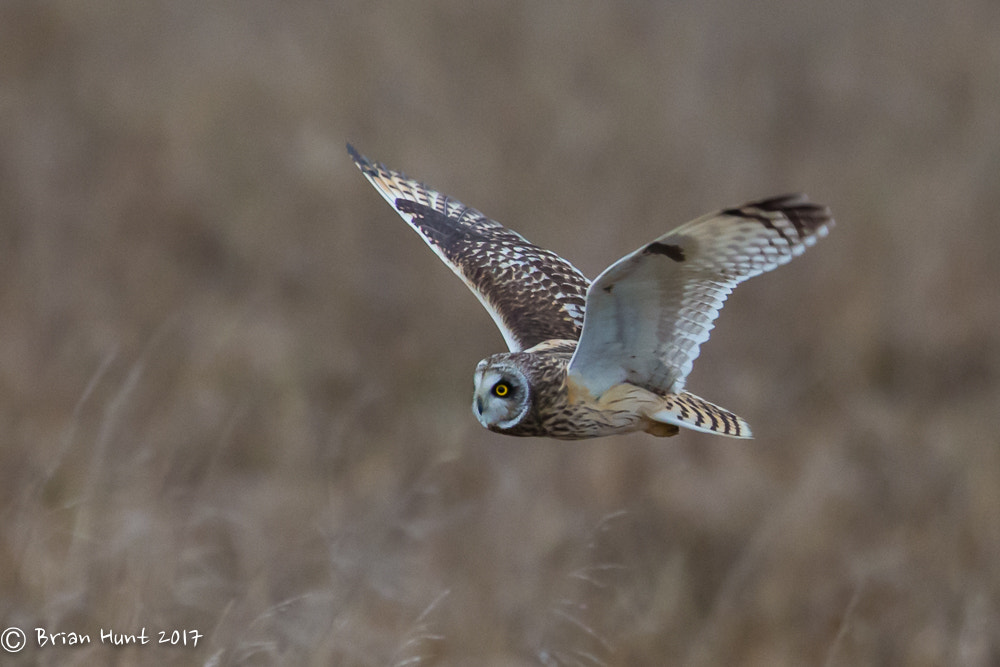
[472,354,534,433]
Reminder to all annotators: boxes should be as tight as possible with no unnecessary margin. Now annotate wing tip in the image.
[347,142,382,179]
[346,141,363,166]
[725,193,835,241]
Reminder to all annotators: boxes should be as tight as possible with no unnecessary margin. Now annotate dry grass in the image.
[2,1,999,664]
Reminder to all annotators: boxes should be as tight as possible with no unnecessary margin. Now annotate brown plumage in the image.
[350,144,833,439]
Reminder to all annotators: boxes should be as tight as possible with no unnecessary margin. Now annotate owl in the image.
[349,144,833,439]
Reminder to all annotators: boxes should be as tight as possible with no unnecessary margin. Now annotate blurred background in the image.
[2,1,998,665]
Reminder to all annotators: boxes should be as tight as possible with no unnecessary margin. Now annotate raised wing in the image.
[568,194,833,397]
[348,144,589,351]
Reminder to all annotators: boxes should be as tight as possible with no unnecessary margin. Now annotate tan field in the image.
[2,2,998,664]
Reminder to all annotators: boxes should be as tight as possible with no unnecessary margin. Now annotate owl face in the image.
[472,359,531,431]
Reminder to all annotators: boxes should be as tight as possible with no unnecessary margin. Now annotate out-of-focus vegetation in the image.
[2,1,998,665]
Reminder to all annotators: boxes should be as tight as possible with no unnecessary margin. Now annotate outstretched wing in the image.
[348,144,589,351]
[568,194,833,397]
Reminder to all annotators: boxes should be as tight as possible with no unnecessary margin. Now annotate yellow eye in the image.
[493,382,510,397]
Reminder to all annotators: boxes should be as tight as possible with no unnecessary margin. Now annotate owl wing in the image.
[568,195,833,398]
[349,144,590,352]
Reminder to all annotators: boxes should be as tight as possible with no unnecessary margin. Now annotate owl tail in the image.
[647,392,753,439]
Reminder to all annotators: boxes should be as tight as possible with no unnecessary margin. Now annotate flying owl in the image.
[349,144,833,439]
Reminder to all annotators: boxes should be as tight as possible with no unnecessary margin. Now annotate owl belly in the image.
[539,378,676,440]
